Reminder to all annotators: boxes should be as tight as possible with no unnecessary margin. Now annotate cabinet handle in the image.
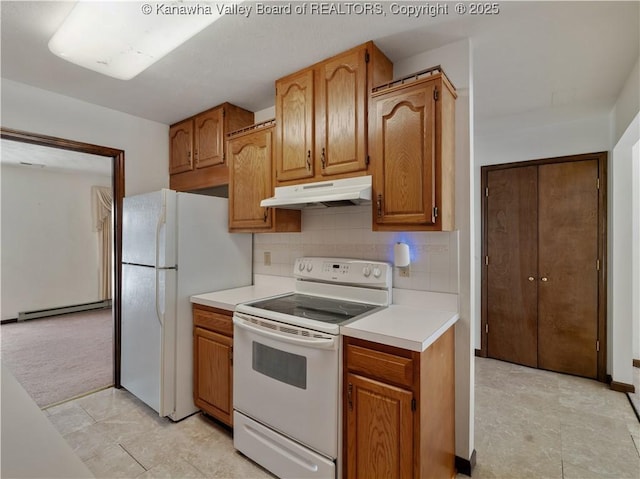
[306,150,311,170]
[376,194,383,217]
[263,209,268,222]
[321,147,326,169]
[347,383,353,411]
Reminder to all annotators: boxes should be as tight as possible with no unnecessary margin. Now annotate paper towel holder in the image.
[394,242,411,268]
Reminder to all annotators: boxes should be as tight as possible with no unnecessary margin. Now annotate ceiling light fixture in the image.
[48,1,232,81]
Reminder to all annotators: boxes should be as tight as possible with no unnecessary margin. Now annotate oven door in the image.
[233,312,339,459]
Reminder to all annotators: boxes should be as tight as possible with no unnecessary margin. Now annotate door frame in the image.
[480,152,608,382]
[1,127,125,387]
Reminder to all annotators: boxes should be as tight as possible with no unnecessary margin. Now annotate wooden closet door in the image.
[538,160,599,378]
[486,166,538,367]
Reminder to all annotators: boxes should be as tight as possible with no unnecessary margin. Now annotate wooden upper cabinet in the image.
[228,121,301,233]
[371,70,456,231]
[169,103,254,192]
[275,41,392,186]
[275,69,315,183]
[169,120,193,175]
[194,108,224,169]
[316,47,368,177]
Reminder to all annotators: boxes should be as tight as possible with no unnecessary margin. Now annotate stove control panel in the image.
[294,257,392,288]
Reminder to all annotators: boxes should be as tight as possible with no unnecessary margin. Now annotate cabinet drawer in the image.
[193,306,233,336]
[346,343,414,388]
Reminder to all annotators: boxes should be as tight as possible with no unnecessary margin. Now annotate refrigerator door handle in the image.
[155,205,166,326]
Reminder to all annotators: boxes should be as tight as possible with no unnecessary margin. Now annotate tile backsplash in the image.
[253,205,459,293]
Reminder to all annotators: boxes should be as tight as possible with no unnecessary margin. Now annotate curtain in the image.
[93,186,113,300]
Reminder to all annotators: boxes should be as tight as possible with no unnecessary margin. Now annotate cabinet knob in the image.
[528,276,535,282]
[541,277,549,282]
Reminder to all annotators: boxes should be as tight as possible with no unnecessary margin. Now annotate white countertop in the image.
[1,363,94,478]
[191,275,458,353]
[190,275,295,311]
[341,289,459,352]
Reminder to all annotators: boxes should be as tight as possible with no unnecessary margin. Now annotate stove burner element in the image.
[247,294,380,325]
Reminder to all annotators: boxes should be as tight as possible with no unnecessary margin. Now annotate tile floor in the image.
[45,358,640,478]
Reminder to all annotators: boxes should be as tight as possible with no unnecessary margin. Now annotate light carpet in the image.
[0,308,113,408]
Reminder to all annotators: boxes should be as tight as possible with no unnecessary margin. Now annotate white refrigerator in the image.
[121,189,251,421]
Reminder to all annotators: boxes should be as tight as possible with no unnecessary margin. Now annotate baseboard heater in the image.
[17,300,112,321]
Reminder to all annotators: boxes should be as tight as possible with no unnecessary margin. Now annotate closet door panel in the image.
[486,166,538,367]
[538,160,599,378]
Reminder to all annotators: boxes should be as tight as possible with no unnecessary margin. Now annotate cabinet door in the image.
[316,47,368,177]
[193,327,233,426]
[275,69,315,182]
[228,128,273,230]
[169,120,193,174]
[373,81,436,226]
[195,108,224,169]
[346,373,413,479]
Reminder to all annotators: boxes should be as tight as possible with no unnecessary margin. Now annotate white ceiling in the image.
[1,1,638,131]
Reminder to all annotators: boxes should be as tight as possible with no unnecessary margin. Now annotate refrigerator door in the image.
[121,263,177,417]
[172,193,252,420]
[122,189,177,268]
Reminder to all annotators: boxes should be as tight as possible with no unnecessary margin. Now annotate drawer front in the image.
[193,307,233,336]
[346,343,414,388]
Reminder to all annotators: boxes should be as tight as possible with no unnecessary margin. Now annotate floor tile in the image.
[45,401,96,436]
[84,443,145,478]
[137,458,205,479]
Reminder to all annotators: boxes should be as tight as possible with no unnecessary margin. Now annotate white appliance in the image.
[260,175,372,209]
[233,257,392,479]
[121,189,251,421]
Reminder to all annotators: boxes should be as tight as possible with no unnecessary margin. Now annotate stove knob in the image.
[373,267,382,278]
[362,266,371,277]
[306,263,313,272]
[298,262,305,272]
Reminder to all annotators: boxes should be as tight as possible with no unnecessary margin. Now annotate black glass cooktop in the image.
[247,293,380,324]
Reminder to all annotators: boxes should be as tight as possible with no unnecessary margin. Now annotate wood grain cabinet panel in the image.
[344,330,455,479]
[371,71,456,231]
[169,119,193,175]
[275,70,315,183]
[346,373,413,479]
[169,103,254,192]
[192,304,234,427]
[228,122,301,233]
[275,41,392,185]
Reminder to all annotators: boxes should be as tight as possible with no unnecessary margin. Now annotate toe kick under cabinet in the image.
[192,304,233,427]
[343,326,456,479]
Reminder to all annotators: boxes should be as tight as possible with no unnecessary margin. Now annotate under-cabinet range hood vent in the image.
[260,176,372,209]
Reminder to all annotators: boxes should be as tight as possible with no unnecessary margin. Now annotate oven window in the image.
[252,341,307,390]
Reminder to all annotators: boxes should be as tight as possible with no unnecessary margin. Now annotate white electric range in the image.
[232,257,392,479]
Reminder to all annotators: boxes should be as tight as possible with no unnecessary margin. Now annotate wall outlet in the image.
[398,266,410,277]
[264,251,271,266]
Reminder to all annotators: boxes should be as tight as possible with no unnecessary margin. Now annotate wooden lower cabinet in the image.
[192,304,233,426]
[344,327,455,479]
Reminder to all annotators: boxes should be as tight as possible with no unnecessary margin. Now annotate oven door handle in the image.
[233,316,338,350]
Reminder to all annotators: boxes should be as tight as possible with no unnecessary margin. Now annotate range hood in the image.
[260,175,372,209]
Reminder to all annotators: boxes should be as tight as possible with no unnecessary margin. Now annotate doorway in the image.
[480,152,607,382]
[0,127,124,388]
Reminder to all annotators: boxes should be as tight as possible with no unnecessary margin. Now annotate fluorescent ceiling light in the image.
[49,1,230,80]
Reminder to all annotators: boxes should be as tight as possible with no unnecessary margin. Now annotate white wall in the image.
[633,140,640,362]
[613,58,639,145]
[1,164,111,320]
[254,39,475,462]
[1,79,169,196]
